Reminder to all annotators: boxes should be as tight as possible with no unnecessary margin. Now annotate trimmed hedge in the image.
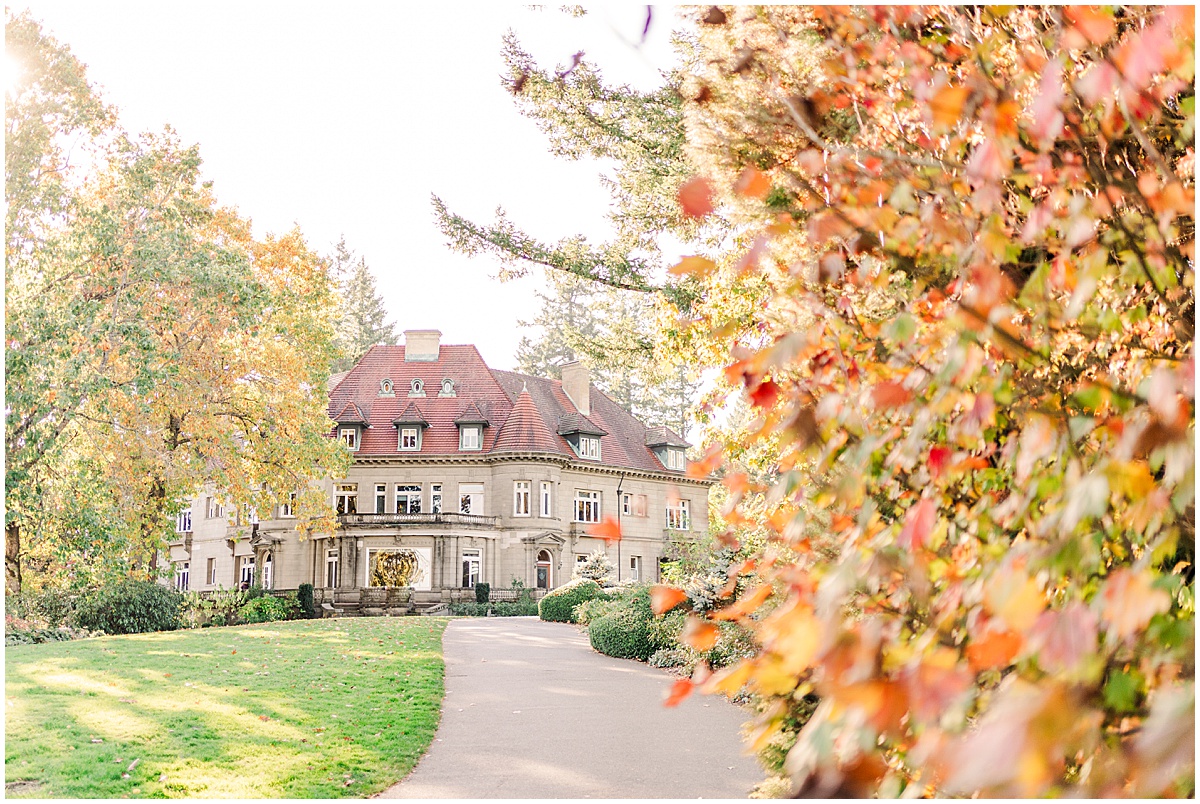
[239,594,299,623]
[72,580,182,635]
[474,582,490,603]
[538,579,607,623]
[589,604,655,660]
[297,583,316,619]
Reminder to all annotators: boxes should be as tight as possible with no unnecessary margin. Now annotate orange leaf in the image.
[686,444,723,479]
[663,678,693,708]
[1098,568,1171,641]
[668,255,717,278]
[682,617,719,651]
[710,583,773,621]
[1064,6,1116,45]
[678,177,714,218]
[871,381,912,409]
[749,379,780,409]
[734,166,771,199]
[929,85,970,130]
[966,628,1022,671]
[984,569,1045,632]
[898,497,936,551]
[650,584,688,615]
[587,516,622,544]
[701,659,754,696]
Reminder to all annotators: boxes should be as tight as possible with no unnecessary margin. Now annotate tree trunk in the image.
[6,521,22,594]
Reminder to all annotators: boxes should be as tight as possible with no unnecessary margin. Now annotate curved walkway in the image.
[379,617,761,799]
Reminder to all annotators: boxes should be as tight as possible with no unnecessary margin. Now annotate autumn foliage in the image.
[659,6,1193,797]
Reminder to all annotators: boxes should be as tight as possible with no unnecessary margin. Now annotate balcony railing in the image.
[337,512,498,528]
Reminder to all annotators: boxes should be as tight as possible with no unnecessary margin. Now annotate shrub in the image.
[705,620,756,669]
[589,604,654,661]
[492,599,538,617]
[573,596,620,625]
[647,608,688,652]
[297,583,316,619]
[448,602,491,616]
[572,550,616,584]
[244,584,267,601]
[72,580,182,635]
[474,582,490,604]
[179,591,214,628]
[4,612,98,645]
[10,589,76,629]
[648,647,695,670]
[207,588,248,626]
[538,579,607,623]
[238,594,297,624]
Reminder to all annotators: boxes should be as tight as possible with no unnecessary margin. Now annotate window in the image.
[279,492,296,518]
[206,557,217,586]
[379,378,394,396]
[375,483,387,515]
[431,483,443,514]
[621,493,633,516]
[536,549,552,589]
[409,378,425,397]
[439,378,456,397]
[666,448,686,470]
[540,481,552,517]
[335,483,358,515]
[578,435,600,460]
[325,549,339,588]
[340,427,359,451]
[514,481,531,516]
[176,510,192,533]
[206,497,224,519]
[459,425,482,451]
[574,490,601,523]
[395,484,422,514]
[399,426,420,451]
[575,554,589,569]
[666,499,691,531]
[175,561,190,591]
[459,483,484,515]
[461,549,482,588]
[239,555,256,586]
[629,555,641,582]
[262,554,273,590]
[633,494,648,517]
[241,505,259,526]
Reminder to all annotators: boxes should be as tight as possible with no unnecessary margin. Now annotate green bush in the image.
[297,583,316,619]
[648,647,695,669]
[538,579,607,623]
[492,599,538,617]
[208,588,248,626]
[573,596,620,625]
[705,620,757,669]
[448,602,491,616]
[10,589,76,629]
[647,608,688,652]
[589,604,655,660]
[474,582,490,604]
[238,594,297,624]
[4,612,97,645]
[179,591,213,628]
[72,580,182,635]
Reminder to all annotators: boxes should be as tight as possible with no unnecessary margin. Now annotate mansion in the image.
[167,330,710,610]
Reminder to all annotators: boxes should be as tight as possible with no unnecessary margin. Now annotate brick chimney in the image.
[561,360,590,416]
[404,330,441,362]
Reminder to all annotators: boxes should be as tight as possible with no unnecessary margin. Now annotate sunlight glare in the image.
[5,51,24,96]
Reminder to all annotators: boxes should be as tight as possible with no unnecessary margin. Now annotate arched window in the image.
[379,378,394,396]
[439,378,456,397]
[409,378,425,397]
[536,549,553,590]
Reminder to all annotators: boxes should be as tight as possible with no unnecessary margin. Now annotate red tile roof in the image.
[327,343,690,473]
[393,401,429,427]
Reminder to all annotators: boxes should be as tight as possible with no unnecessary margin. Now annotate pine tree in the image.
[328,237,398,372]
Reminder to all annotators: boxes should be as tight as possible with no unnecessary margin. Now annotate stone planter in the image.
[360,587,387,615]
[386,587,413,607]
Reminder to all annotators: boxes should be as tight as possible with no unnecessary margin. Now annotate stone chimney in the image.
[561,360,590,416]
[404,330,441,362]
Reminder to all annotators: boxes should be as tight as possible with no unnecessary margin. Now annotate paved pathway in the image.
[379,617,761,799]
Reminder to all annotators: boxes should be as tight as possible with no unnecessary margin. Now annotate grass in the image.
[4,617,448,798]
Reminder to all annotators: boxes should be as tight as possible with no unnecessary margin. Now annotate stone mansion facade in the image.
[166,330,710,609]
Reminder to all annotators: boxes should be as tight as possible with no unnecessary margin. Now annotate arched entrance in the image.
[535,549,552,590]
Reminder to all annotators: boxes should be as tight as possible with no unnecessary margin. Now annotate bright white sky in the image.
[10,3,682,370]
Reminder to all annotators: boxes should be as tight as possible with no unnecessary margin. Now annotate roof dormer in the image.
[646,426,690,471]
[334,401,368,452]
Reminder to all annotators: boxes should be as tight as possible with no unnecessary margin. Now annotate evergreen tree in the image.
[328,237,398,372]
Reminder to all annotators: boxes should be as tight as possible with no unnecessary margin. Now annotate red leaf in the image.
[587,516,622,544]
[1064,6,1116,45]
[871,381,912,409]
[898,497,936,551]
[651,585,688,615]
[678,177,715,218]
[749,379,780,409]
[664,678,693,708]
[928,446,952,479]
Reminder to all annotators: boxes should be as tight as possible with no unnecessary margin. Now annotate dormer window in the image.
[409,378,425,398]
[578,435,601,460]
[340,427,360,451]
[459,425,482,451]
[400,426,421,451]
[379,378,394,397]
[665,447,686,470]
[439,378,456,397]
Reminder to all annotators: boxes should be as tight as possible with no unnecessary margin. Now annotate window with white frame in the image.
[206,497,224,519]
[633,494,648,517]
[575,554,589,569]
[440,378,456,397]
[175,561,190,591]
[514,481,531,516]
[340,427,359,451]
[279,492,296,518]
[459,483,484,515]
[325,549,339,588]
[176,510,192,533]
[629,555,641,582]
[578,435,600,460]
[540,481,552,517]
[409,378,425,397]
[431,483,443,514]
[666,448,686,470]
[399,426,421,451]
[621,493,633,516]
[459,425,482,451]
[666,499,691,530]
[395,484,422,514]
[239,555,256,586]
[262,554,273,590]
[574,490,601,523]
[461,548,482,588]
[335,483,358,515]
[206,557,217,585]
[375,483,387,514]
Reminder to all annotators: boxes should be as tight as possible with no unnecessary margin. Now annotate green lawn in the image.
[5,617,448,798]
